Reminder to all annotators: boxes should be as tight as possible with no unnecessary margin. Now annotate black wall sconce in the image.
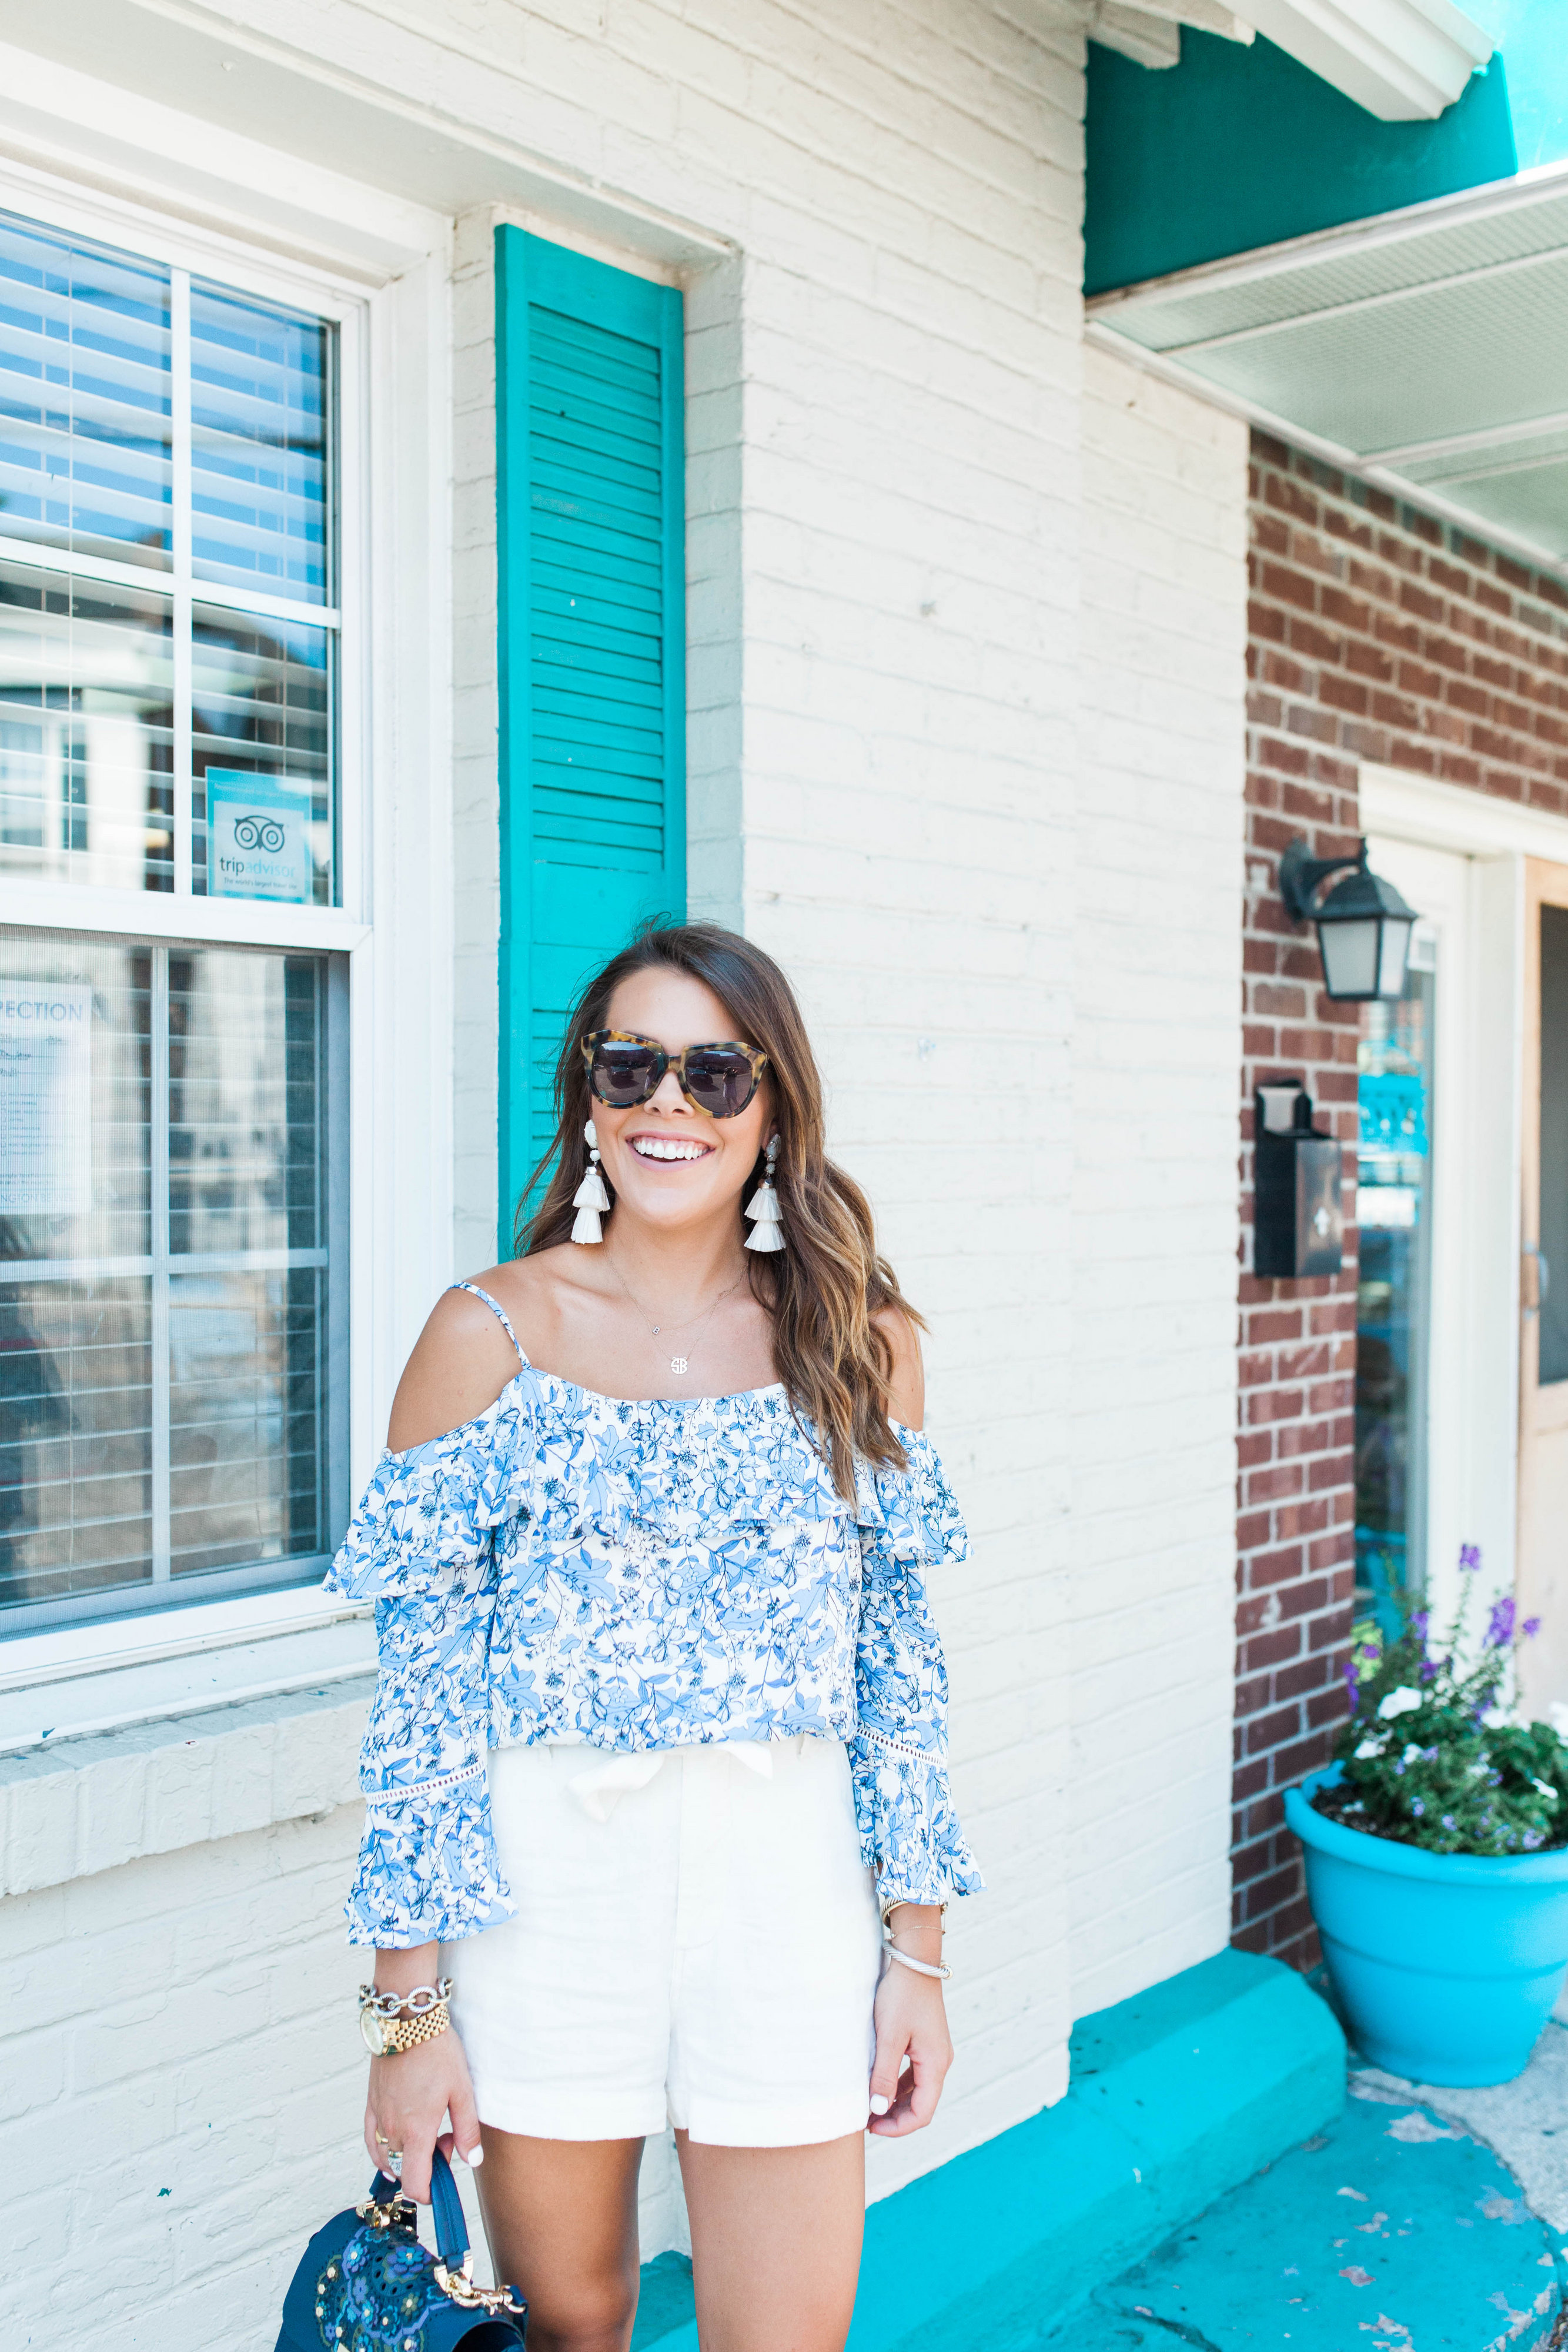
[1254,1079,1343,1279]
[1280,836,1418,1002]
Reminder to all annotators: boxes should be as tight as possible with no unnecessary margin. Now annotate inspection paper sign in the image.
[0,983,92,1214]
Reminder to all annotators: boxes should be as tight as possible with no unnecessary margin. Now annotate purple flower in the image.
[1411,1799,1425,1816]
[1412,1609,1430,1643]
[1460,1543,1482,1573]
[1420,1659,1440,1682]
[1486,1595,1517,1649]
[1523,1616,1543,1641]
[1344,1659,1360,1705]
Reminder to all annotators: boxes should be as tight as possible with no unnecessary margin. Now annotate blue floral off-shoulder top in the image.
[326,1283,982,1947]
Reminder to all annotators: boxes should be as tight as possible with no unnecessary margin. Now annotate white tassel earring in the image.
[744,1136,785,1253]
[571,1119,611,1245]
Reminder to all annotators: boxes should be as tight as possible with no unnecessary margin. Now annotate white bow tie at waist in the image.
[560,1739,795,1823]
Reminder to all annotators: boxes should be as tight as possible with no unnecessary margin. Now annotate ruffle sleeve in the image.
[325,1388,534,1946]
[850,1426,984,1906]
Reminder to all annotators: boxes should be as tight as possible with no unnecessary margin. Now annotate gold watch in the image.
[359,1977,454,2057]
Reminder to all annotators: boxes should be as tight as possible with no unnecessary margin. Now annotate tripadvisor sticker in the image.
[206,770,316,903]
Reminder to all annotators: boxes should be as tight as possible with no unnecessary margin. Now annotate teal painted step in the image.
[629,2253,698,2350]
[1028,2074,1563,2350]
[628,1948,1345,2348]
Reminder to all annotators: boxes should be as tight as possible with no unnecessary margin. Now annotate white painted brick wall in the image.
[0,2,1254,2337]
[1072,343,1247,2017]
[4,1802,368,2352]
[426,0,1092,2207]
[0,1696,688,2349]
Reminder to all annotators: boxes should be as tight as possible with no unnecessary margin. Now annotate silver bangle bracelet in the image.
[881,1931,951,1983]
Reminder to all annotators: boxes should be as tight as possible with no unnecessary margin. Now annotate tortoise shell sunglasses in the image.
[580,1029,770,1119]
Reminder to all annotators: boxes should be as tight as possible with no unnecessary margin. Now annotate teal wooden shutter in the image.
[495,229,685,1255]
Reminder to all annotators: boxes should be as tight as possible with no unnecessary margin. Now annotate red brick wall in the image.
[1235,430,1568,1966]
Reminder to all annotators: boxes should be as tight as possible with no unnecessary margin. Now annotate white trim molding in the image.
[0,2,733,278]
[1360,766,1568,866]
[0,1675,369,1896]
[1089,0,1492,116]
[1088,2,1253,71]
[1243,0,1492,121]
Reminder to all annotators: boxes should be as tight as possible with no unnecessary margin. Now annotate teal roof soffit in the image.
[1085,14,1568,299]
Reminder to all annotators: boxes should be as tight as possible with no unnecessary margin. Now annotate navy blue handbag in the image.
[275,2149,526,2352]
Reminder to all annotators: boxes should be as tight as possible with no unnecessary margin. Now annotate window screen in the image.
[0,928,345,1625]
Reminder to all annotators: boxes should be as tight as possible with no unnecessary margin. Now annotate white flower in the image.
[1401,1743,1425,1766]
[1354,1738,1384,1760]
[1532,1778,1559,1804]
[1378,1687,1424,1722]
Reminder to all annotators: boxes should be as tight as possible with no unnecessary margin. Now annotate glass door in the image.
[1518,861,1568,1713]
[0,927,346,1626]
[1355,941,1437,1633]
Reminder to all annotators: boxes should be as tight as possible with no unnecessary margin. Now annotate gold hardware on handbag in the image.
[278,2149,526,2351]
[433,2254,526,2315]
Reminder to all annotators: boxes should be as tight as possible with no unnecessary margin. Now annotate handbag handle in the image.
[367,2147,469,2270]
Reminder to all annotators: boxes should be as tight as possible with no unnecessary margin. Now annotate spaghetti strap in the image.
[448,1280,528,1368]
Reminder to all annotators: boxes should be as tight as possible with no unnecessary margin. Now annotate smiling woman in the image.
[324,921,981,2352]
[510,924,924,1501]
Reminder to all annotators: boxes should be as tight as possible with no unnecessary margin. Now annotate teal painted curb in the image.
[628,1947,1345,2348]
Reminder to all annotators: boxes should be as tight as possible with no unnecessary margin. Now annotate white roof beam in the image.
[1089,0,1494,121]
[1163,239,1568,358]
[1088,2,1253,71]
[1240,0,1494,122]
[1365,410,1568,467]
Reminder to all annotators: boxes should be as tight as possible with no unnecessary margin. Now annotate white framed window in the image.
[0,180,372,1637]
[0,193,365,928]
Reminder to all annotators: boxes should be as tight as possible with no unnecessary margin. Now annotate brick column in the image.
[1233,428,1568,1963]
[1234,437,1362,1967]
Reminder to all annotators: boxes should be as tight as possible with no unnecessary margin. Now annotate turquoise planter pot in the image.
[1287,1768,1568,2086]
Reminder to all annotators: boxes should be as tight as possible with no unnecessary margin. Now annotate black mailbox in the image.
[1253,1080,1343,1280]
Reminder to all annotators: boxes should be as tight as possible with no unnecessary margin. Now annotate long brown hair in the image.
[516,923,922,1496]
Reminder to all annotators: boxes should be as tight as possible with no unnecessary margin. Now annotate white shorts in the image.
[444,1735,883,2147]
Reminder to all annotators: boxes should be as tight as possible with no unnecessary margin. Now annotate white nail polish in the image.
[466,2146,484,2166]
[869,2094,890,2116]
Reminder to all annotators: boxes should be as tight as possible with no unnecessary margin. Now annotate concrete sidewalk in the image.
[1028,2024,1568,2350]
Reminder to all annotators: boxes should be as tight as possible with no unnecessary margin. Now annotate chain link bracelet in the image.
[359,1977,453,2018]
